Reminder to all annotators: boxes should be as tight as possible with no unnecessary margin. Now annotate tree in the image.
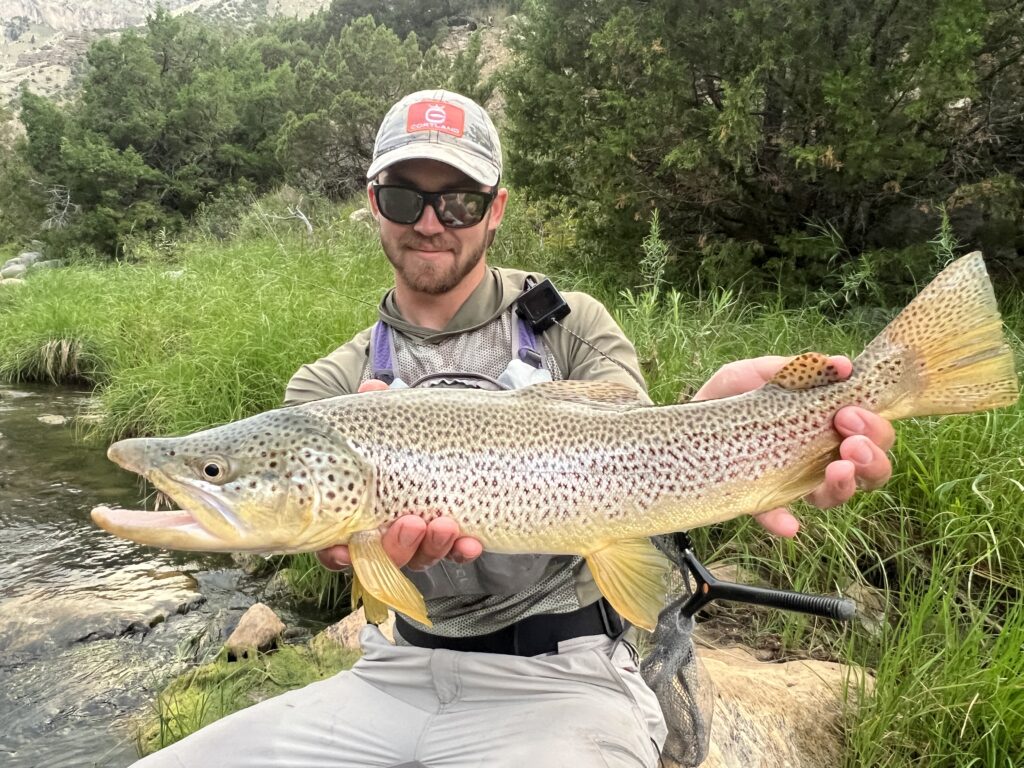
[275,16,446,197]
[503,0,1024,293]
[0,106,46,243]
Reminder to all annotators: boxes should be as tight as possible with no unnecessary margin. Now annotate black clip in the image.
[673,532,856,622]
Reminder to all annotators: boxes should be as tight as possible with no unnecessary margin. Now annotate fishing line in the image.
[550,318,647,385]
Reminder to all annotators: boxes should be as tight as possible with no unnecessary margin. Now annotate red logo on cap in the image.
[406,101,465,137]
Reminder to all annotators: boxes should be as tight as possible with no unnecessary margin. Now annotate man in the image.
[136,89,893,767]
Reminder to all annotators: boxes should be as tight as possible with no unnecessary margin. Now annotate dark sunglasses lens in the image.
[377,187,423,224]
[436,192,491,227]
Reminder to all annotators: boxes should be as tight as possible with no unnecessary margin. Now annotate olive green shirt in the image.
[285,266,649,636]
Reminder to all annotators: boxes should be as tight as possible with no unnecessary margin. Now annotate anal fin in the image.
[585,538,672,632]
[350,574,391,625]
[349,530,431,627]
[754,447,838,513]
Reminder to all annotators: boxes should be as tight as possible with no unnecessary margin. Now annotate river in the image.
[0,384,322,767]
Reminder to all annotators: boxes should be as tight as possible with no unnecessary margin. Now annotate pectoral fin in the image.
[585,538,672,632]
[349,530,431,627]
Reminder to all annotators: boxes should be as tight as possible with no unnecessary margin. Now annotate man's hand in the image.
[315,379,485,573]
[692,355,895,537]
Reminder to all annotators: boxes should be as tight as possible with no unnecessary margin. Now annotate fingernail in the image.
[852,441,872,465]
[432,530,455,548]
[844,412,865,433]
[399,526,420,547]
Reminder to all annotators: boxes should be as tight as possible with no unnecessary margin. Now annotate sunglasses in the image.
[372,184,497,229]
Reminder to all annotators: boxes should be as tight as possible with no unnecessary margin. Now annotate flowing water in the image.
[0,384,320,767]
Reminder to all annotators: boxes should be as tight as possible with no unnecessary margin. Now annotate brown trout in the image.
[92,252,1019,630]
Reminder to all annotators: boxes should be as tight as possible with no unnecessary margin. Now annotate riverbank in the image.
[1,198,1022,766]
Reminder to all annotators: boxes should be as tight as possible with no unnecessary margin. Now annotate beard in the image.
[382,230,487,296]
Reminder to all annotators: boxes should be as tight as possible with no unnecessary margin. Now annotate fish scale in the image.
[91,252,1019,630]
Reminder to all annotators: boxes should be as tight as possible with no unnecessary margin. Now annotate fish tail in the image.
[856,251,1019,420]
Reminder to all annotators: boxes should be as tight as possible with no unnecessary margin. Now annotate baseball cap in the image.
[367,89,502,186]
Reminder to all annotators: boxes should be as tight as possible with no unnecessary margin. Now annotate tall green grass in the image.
[615,231,1024,766]
[1,198,1021,766]
[0,211,391,438]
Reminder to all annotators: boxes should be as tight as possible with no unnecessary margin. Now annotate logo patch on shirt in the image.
[406,101,465,137]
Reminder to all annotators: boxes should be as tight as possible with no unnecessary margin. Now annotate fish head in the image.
[91,408,374,553]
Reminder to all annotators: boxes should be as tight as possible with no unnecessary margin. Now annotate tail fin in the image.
[856,251,1019,420]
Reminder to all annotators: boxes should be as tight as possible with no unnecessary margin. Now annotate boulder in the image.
[16,251,42,266]
[224,602,286,660]
[0,263,27,279]
[30,259,64,270]
[667,647,873,768]
[349,207,375,225]
[37,414,68,425]
[314,606,395,651]
[0,278,26,287]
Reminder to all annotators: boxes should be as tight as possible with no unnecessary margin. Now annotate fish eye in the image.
[195,458,230,483]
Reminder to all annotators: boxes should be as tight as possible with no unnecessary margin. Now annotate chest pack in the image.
[368,277,567,391]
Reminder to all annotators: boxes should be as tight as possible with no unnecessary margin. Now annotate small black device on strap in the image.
[394,598,623,656]
[516,277,571,333]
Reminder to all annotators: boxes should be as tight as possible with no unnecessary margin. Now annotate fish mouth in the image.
[91,468,247,551]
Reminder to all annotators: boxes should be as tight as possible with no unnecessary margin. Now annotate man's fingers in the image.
[805,434,892,508]
[834,406,896,451]
[380,516,427,568]
[316,545,352,571]
[357,379,390,393]
[323,516,484,573]
[448,536,484,564]
[804,460,857,509]
[405,517,461,571]
[754,507,801,538]
[839,433,892,491]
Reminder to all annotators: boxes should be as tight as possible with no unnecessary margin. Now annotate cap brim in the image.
[367,142,501,186]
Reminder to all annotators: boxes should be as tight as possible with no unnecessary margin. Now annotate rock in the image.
[0,278,26,287]
[230,552,276,576]
[16,251,43,265]
[0,263,27,279]
[37,414,68,425]
[349,207,374,224]
[667,647,873,768]
[842,579,888,637]
[314,606,395,651]
[29,259,64,270]
[224,602,286,660]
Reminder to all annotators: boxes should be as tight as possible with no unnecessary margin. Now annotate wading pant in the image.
[132,625,667,768]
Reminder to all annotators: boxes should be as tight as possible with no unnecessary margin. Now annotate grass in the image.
[136,642,360,755]
[2,195,1022,766]
[616,268,1024,767]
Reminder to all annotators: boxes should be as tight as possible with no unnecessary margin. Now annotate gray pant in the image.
[134,626,667,767]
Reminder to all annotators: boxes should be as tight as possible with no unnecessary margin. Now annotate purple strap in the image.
[516,315,544,367]
[371,311,545,382]
[369,320,395,384]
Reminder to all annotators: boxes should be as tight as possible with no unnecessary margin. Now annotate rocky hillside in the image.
[0,0,330,106]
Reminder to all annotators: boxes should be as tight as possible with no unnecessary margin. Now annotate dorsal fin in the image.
[769,353,843,390]
[517,380,650,408]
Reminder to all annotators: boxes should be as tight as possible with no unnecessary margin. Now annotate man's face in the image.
[368,159,507,296]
